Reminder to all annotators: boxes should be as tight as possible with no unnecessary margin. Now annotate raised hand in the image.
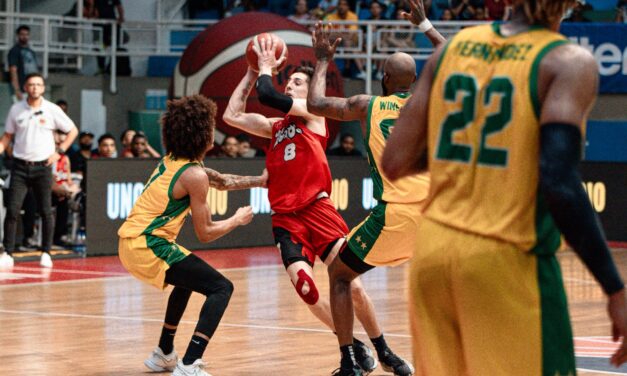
[252,36,286,75]
[401,0,428,26]
[312,21,342,61]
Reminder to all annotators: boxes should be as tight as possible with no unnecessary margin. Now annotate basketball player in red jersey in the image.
[223,38,408,375]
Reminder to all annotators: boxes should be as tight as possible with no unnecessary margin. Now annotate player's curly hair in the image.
[162,94,216,161]
[520,0,578,26]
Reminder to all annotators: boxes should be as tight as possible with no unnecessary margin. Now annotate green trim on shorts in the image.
[146,234,188,266]
[347,202,387,260]
[537,255,576,376]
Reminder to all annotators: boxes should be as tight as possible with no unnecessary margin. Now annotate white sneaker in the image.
[172,359,212,376]
[144,347,178,372]
[0,252,14,269]
[355,70,367,80]
[40,252,53,268]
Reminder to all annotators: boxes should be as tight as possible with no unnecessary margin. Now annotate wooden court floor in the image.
[0,246,626,376]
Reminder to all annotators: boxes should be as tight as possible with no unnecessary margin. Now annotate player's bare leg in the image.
[286,261,335,329]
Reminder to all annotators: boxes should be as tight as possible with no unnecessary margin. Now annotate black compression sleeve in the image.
[256,74,293,114]
[539,122,624,295]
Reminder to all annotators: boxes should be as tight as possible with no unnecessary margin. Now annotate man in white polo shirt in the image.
[0,73,78,268]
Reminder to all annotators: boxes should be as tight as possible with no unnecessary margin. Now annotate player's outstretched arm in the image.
[204,167,268,191]
[308,21,370,122]
[181,166,253,243]
[381,44,444,180]
[538,44,626,367]
[401,0,446,47]
[223,68,275,139]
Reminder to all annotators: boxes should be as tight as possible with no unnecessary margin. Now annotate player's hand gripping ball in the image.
[246,32,288,74]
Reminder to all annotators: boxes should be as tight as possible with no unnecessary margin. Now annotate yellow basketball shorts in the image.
[345,201,423,269]
[118,235,191,290]
[409,218,575,376]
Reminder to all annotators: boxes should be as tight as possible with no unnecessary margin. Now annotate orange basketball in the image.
[245,32,288,73]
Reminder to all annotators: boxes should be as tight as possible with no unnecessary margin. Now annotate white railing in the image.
[0,11,483,94]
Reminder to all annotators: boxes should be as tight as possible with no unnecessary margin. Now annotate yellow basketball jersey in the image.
[367,93,430,204]
[425,23,569,252]
[118,156,199,242]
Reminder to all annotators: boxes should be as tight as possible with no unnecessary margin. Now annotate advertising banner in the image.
[86,159,627,256]
[561,23,627,93]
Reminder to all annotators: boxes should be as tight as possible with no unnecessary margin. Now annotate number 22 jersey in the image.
[266,115,332,213]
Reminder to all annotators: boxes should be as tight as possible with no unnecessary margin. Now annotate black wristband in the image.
[56,146,65,154]
[539,122,624,295]
[256,74,293,114]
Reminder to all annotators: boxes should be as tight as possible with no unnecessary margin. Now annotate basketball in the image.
[245,32,288,73]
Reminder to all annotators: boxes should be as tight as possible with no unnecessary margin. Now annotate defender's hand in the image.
[234,206,254,226]
[402,0,428,26]
[312,21,342,61]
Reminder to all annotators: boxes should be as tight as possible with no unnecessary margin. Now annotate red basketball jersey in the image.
[266,115,332,213]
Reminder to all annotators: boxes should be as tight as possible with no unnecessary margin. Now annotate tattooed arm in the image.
[223,68,279,139]
[205,168,268,191]
[307,22,371,122]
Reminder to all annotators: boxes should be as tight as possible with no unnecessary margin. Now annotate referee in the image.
[0,73,77,268]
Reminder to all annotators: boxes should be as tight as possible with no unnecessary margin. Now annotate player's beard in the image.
[381,80,388,96]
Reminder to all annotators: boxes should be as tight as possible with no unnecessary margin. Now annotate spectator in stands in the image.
[69,131,93,176]
[563,1,592,22]
[317,0,339,15]
[440,8,454,20]
[224,0,259,17]
[92,133,117,158]
[450,0,482,20]
[51,130,80,247]
[220,135,239,158]
[235,133,256,158]
[618,0,627,22]
[129,133,154,158]
[383,8,416,49]
[326,0,362,78]
[120,128,160,158]
[327,134,362,157]
[474,6,486,20]
[0,73,78,269]
[56,99,69,114]
[95,0,125,70]
[188,0,224,19]
[483,0,507,20]
[367,1,387,80]
[8,26,39,101]
[67,0,100,18]
[289,0,314,21]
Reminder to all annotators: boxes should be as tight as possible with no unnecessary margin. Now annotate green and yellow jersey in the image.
[118,156,199,242]
[425,23,569,253]
[366,93,430,204]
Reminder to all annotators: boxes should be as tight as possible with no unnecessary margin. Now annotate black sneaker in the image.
[353,341,377,374]
[379,348,415,376]
[331,366,363,376]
